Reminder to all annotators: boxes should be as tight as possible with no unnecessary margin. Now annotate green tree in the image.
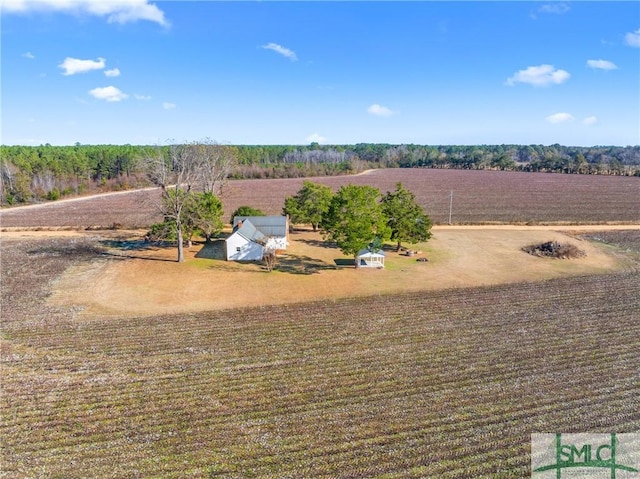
[283,180,334,231]
[229,206,265,225]
[382,182,432,252]
[321,184,391,261]
[185,192,224,242]
[148,192,224,245]
[491,153,516,171]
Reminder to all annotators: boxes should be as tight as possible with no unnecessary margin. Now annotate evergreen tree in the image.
[322,184,391,260]
[229,206,265,225]
[382,182,432,251]
[283,180,334,231]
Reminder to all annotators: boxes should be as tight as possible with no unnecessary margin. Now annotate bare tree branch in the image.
[142,140,235,262]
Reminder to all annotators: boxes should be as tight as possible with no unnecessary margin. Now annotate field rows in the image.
[1,169,638,228]
[2,231,639,478]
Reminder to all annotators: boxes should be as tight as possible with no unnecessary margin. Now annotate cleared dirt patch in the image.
[38,226,630,319]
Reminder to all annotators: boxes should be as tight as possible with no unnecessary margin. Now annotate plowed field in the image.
[1,168,638,228]
[1,232,639,478]
[1,168,639,478]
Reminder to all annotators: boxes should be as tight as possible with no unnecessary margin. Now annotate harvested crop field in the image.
[1,231,640,478]
[1,168,639,478]
[1,169,638,228]
[0,236,635,476]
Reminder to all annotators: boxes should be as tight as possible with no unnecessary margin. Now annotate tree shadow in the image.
[97,239,178,262]
[274,254,337,275]
[194,239,226,260]
[296,237,339,249]
[334,258,356,268]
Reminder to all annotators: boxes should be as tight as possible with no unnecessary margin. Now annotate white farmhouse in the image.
[224,216,289,261]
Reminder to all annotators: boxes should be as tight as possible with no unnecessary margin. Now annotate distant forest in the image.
[1,143,638,205]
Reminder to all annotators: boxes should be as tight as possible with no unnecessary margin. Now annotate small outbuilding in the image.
[356,249,386,268]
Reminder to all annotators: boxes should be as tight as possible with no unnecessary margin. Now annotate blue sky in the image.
[2,1,639,146]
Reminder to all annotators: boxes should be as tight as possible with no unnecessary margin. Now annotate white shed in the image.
[356,249,386,268]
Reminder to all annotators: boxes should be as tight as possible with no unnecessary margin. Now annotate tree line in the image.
[1,142,639,205]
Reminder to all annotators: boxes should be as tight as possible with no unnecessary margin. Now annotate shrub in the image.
[46,188,61,201]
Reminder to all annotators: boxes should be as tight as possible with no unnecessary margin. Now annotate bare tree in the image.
[0,160,14,203]
[262,244,278,272]
[144,140,236,262]
[195,139,236,195]
[145,144,192,262]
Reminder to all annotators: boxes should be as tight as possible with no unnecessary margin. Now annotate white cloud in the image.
[306,133,327,144]
[530,3,569,20]
[104,68,121,77]
[262,43,298,61]
[583,116,598,126]
[59,57,105,75]
[367,104,395,117]
[625,28,640,48]
[586,59,618,71]
[134,93,151,100]
[538,3,570,15]
[22,51,35,59]
[2,0,169,27]
[89,86,128,102]
[546,112,575,124]
[162,102,176,110]
[505,64,570,87]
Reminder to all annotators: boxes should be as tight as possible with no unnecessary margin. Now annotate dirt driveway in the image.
[2,224,632,319]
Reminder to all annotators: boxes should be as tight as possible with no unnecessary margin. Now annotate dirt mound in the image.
[523,241,586,259]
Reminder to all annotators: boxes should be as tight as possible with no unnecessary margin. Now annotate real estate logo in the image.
[532,433,640,478]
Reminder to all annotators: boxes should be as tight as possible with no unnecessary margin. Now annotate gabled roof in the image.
[357,249,386,258]
[233,219,266,243]
[233,216,287,238]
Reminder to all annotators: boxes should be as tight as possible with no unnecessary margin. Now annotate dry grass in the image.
[29,228,626,318]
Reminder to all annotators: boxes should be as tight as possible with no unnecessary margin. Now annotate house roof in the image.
[233,216,287,237]
[233,219,265,243]
[357,249,386,258]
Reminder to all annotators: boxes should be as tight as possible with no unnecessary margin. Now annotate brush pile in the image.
[523,241,586,259]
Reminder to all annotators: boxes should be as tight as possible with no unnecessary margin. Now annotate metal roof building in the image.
[233,216,288,238]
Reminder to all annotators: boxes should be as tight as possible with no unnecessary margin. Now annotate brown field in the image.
[1,168,639,478]
[1,168,639,228]
[1,231,640,478]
